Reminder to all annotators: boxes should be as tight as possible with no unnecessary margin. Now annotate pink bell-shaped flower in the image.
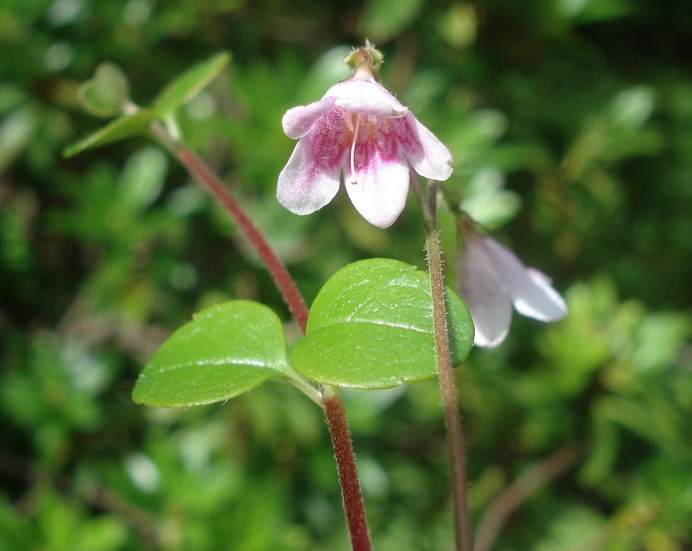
[277,46,453,229]
[457,219,567,347]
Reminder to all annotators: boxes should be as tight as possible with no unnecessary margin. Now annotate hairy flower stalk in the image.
[278,43,453,228]
[413,179,473,551]
[457,216,567,347]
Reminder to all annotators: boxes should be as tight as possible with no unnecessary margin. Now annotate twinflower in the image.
[277,44,453,229]
[457,218,567,347]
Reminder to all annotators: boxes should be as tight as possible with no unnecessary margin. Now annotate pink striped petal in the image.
[282,96,337,139]
[277,139,341,215]
[344,144,410,229]
[400,113,453,182]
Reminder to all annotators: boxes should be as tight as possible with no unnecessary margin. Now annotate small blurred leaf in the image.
[31,489,128,551]
[62,110,153,158]
[460,167,521,229]
[292,258,474,388]
[78,62,130,118]
[0,107,36,172]
[132,300,290,407]
[534,506,604,551]
[118,146,168,210]
[299,46,351,101]
[361,0,425,42]
[608,85,655,131]
[580,408,619,485]
[153,51,231,119]
[438,3,478,49]
[555,0,634,24]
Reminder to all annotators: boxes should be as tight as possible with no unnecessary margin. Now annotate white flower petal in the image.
[328,79,408,118]
[457,233,512,347]
[400,113,453,181]
[344,146,409,229]
[277,138,341,215]
[482,237,567,322]
[282,96,337,139]
[519,268,568,320]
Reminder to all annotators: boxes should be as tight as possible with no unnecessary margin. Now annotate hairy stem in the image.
[157,131,370,551]
[323,386,372,551]
[412,177,473,551]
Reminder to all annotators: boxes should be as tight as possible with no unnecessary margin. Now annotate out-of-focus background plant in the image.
[1,0,690,549]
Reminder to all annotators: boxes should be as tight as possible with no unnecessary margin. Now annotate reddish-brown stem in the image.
[177,148,309,333]
[412,176,473,551]
[165,139,370,551]
[323,386,372,551]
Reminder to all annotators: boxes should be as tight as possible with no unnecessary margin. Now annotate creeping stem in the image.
[152,124,371,551]
[412,176,473,551]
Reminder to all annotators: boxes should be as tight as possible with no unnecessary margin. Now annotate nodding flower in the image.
[277,45,453,229]
[457,217,567,347]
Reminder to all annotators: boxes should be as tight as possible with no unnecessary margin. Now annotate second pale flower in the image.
[457,221,568,347]
[277,67,453,229]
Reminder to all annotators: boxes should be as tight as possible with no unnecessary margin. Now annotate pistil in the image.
[349,114,361,185]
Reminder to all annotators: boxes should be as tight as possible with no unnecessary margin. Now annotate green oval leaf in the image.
[78,62,131,118]
[62,110,153,158]
[292,258,474,389]
[153,51,231,119]
[132,300,290,407]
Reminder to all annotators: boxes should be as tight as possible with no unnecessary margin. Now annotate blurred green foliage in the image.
[1,0,691,549]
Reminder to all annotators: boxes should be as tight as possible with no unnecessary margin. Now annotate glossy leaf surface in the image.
[132,300,290,407]
[292,258,474,388]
